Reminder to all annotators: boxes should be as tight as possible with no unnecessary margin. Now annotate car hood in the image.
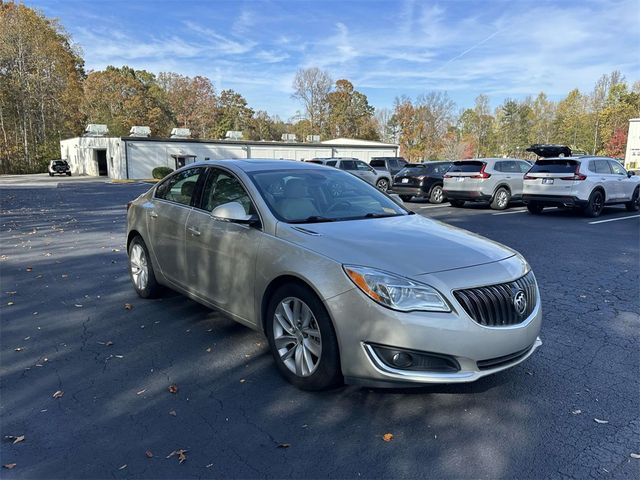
[275,214,517,277]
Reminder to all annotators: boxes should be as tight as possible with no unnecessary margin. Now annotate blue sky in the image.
[28,0,640,119]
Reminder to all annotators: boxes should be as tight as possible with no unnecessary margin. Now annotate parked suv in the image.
[310,158,392,190]
[370,157,407,177]
[392,161,452,203]
[522,156,640,217]
[48,159,71,176]
[443,158,532,210]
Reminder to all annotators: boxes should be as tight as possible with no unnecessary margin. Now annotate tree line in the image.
[1,3,638,173]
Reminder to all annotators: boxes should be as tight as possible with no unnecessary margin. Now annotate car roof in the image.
[188,158,329,173]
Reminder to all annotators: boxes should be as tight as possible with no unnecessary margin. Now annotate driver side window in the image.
[201,168,255,215]
[609,160,626,176]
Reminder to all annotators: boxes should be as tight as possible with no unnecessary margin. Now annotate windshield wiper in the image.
[363,212,402,219]
[289,216,336,224]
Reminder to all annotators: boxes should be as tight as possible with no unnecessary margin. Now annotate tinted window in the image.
[450,161,484,173]
[370,159,385,168]
[494,161,505,172]
[248,168,407,223]
[306,160,323,164]
[326,160,337,167]
[201,168,255,215]
[388,158,398,168]
[355,161,372,171]
[590,160,611,174]
[518,162,531,173]
[431,163,452,175]
[501,161,521,173]
[155,168,202,206]
[339,160,357,171]
[529,160,579,174]
[609,160,626,175]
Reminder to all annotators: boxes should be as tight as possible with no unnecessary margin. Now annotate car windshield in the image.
[529,159,579,173]
[248,168,408,223]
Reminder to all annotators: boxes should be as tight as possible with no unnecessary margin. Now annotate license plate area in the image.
[401,178,409,183]
[456,177,465,182]
[542,178,554,184]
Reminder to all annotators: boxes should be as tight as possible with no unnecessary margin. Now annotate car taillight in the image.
[471,164,490,179]
[443,174,452,178]
[523,174,535,180]
[560,165,587,181]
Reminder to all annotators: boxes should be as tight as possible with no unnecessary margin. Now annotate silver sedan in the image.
[127,159,542,390]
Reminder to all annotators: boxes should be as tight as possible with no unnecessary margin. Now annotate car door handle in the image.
[149,211,158,218]
[187,226,201,236]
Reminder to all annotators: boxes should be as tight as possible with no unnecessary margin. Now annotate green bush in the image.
[152,166,173,179]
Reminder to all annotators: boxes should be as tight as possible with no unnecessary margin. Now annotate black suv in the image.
[392,161,452,203]
[370,157,407,177]
[48,160,71,176]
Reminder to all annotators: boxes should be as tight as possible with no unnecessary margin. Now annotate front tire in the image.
[128,236,161,298]
[450,199,465,208]
[376,178,389,191]
[266,283,342,390]
[584,190,604,218]
[491,187,511,210]
[429,185,444,204]
[625,187,639,212]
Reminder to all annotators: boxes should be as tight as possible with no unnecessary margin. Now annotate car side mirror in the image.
[211,201,259,226]
[628,171,635,177]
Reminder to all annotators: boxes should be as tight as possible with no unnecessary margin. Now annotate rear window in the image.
[449,161,484,173]
[370,160,386,167]
[529,160,578,174]
[53,160,67,166]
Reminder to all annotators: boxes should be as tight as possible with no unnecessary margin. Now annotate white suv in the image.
[522,157,640,217]
[308,158,392,191]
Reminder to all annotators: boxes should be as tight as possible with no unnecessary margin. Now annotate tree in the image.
[157,73,216,138]
[531,92,556,145]
[375,108,399,144]
[82,66,173,137]
[325,79,377,140]
[211,89,254,139]
[0,2,84,173]
[553,89,590,150]
[459,94,495,157]
[291,67,332,135]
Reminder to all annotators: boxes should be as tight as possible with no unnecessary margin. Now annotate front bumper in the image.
[523,194,587,208]
[323,257,542,387]
[443,190,491,202]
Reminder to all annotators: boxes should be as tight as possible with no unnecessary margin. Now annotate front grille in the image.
[454,271,537,327]
[477,344,533,370]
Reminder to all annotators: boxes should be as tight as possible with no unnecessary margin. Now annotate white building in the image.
[59,131,399,179]
[624,118,640,171]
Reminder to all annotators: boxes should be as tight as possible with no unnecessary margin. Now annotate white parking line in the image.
[588,215,640,225]
[417,204,451,209]
[492,208,527,216]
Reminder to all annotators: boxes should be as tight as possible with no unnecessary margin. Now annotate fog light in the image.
[392,352,413,368]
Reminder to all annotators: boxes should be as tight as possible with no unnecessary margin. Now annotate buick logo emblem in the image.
[512,289,527,316]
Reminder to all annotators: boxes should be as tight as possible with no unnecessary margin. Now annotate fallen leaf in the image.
[13,435,25,444]
[26,267,32,272]
[118,464,127,470]
[571,410,582,415]
[630,453,640,459]
[277,443,290,449]
[14,347,24,352]
[145,450,153,458]
[166,449,188,463]
[3,464,16,469]
[74,304,83,308]
[382,433,394,442]
[136,389,146,395]
[124,303,133,310]
[115,355,124,359]
[240,379,246,383]
[206,347,211,353]
[52,390,64,398]
[106,341,113,346]
[594,418,609,424]
[168,410,177,416]
[7,302,14,306]
[206,463,214,468]
[168,385,178,394]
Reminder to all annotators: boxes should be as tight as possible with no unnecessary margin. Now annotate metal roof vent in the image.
[84,124,109,136]
[281,133,297,142]
[225,130,243,140]
[170,128,191,139]
[129,126,151,137]
[306,135,320,143]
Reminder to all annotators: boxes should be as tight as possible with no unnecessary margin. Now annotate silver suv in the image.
[443,158,532,210]
[309,158,392,190]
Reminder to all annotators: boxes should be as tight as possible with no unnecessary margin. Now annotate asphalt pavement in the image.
[1,179,639,479]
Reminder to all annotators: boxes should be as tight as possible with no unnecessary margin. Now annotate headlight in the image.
[343,265,450,312]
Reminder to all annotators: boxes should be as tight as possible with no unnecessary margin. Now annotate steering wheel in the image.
[327,200,351,212]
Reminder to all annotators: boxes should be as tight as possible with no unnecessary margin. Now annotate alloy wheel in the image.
[498,190,508,208]
[130,243,148,291]
[432,186,443,203]
[376,179,389,190]
[273,297,322,377]
[592,192,603,215]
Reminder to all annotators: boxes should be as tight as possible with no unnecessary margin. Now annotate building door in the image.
[96,149,108,176]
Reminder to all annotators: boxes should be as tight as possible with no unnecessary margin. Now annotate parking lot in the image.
[1,178,638,479]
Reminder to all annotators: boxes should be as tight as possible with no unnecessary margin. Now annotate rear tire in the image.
[66,172,72,176]
[526,203,544,214]
[48,172,53,177]
[584,190,604,218]
[491,187,511,210]
[128,236,161,298]
[266,283,342,391]
[399,195,413,202]
[625,187,639,212]
[450,199,465,208]
[429,185,444,204]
